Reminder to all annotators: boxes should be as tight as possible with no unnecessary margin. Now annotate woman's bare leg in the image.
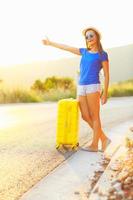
[78,95,93,129]
[78,94,109,151]
[86,92,108,151]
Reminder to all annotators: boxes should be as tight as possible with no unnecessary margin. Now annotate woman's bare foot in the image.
[80,144,98,152]
[101,138,111,152]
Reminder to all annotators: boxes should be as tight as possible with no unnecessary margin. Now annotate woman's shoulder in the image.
[79,47,87,55]
[101,50,108,55]
[100,50,109,61]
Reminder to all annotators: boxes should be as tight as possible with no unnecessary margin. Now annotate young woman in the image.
[42,27,111,152]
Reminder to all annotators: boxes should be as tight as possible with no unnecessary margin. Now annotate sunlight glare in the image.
[0,110,18,129]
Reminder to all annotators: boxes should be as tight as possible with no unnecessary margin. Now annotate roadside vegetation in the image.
[0,76,76,103]
[0,77,132,103]
[108,79,133,97]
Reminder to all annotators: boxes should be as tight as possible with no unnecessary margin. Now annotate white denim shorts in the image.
[77,84,102,96]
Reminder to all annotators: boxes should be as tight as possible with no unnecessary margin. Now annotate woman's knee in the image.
[91,114,101,128]
[81,114,91,122]
[91,113,100,122]
[90,111,99,121]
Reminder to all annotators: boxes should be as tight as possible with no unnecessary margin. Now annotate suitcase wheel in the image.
[56,144,60,149]
[72,143,79,150]
[76,142,79,147]
[72,145,78,151]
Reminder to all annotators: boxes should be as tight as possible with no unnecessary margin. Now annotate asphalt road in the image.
[0,97,133,200]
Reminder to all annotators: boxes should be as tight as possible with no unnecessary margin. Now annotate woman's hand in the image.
[42,36,51,46]
[101,92,108,105]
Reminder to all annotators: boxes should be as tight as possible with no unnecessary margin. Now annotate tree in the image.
[31,79,44,91]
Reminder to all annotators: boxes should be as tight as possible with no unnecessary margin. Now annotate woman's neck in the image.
[88,44,98,52]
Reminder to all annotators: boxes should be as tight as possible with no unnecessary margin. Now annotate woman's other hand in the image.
[101,93,108,105]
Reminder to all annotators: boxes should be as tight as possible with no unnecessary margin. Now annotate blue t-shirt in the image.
[78,48,108,85]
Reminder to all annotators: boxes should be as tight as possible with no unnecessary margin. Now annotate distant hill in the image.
[0,44,133,89]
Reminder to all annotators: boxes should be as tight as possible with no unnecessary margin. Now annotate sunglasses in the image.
[85,33,95,40]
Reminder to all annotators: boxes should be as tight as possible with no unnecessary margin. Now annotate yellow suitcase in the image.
[56,98,79,150]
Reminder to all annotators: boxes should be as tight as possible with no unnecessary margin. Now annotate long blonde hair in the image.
[82,27,103,54]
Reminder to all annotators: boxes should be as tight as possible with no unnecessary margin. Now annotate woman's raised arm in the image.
[42,37,81,55]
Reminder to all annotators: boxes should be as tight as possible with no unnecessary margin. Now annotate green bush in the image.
[31,76,75,92]
[108,79,133,97]
[31,80,45,91]
[42,88,76,101]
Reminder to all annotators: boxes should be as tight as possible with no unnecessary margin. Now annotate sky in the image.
[0,0,133,66]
